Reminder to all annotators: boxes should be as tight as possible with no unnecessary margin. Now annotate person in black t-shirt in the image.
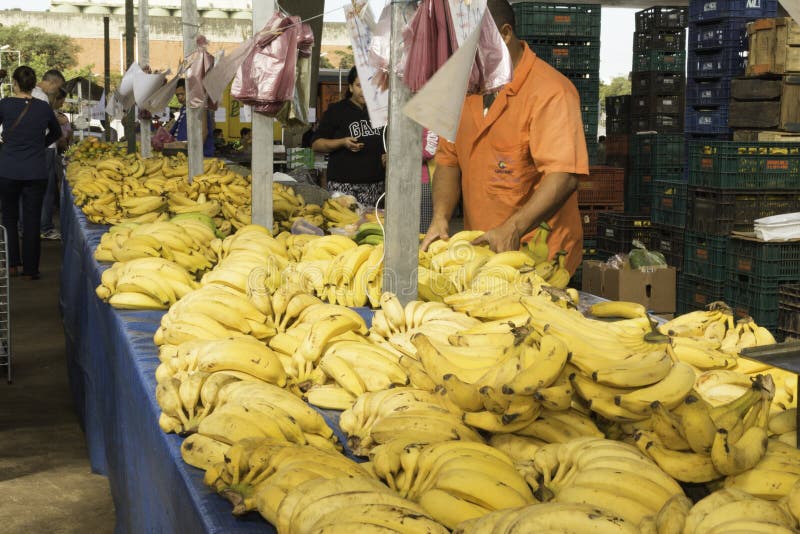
[311,67,386,207]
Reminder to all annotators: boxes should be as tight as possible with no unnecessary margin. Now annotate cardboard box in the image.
[582,260,677,314]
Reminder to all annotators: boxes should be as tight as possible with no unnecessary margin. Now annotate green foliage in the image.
[0,24,80,76]
[599,75,631,115]
[335,47,355,70]
[319,55,335,69]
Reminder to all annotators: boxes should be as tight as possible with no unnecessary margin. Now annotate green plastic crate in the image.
[727,237,800,281]
[683,232,729,282]
[652,180,688,228]
[633,50,687,72]
[725,274,787,332]
[678,273,726,313]
[514,3,602,39]
[633,133,685,168]
[525,39,601,73]
[688,141,800,189]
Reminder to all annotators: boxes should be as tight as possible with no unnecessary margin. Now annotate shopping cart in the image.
[0,225,10,383]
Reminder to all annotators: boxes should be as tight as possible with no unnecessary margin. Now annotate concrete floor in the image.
[0,240,115,533]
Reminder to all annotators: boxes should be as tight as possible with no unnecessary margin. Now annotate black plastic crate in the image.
[689,0,777,23]
[652,180,688,228]
[688,141,800,189]
[597,212,653,254]
[580,204,624,237]
[728,237,800,281]
[605,134,630,157]
[725,273,786,332]
[606,95,631,119]
[686,78,732,108]
[686,187,800,235]
[633,113,685,133]
[514,3,602,39]
[632,133,686,168]
[636,7,689,31]
[634,29,687,53]
[631,93,685,116]
[631,71,686,95]
[651,223,686,270]
[678,272,726,313]
[685,106,730,135]
[779,284,800,341]
[525,38,601,72]
[689,18,748,51]
[634,49,687,72]
[688,47,747,79]
[683,232,729,282]
[607,116,631,135]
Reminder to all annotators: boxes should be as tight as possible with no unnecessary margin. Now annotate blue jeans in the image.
[40,148,59,233]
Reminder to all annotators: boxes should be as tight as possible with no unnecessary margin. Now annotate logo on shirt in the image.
[349,120,381,138]
[495,159,512,176]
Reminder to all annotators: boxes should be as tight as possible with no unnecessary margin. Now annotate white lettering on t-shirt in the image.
[349,120,379,139]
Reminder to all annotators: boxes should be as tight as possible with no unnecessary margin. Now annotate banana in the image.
[655,493,692,534]
[319,354,367,397]
[554,485,653,526]
[533,380,575,411]
[649,400,690,451]
[614,362,695,416]
[193,338,287,386]
[108,291,168,310]
[592,350,673,388]
[503,334,568,395]
[693,498,796,533]
[770,408,798,435]
[711,425,769,476]
[634,430,722,483]
[305,384,356,410]
[590,301,648,319]
[180,433,229,470]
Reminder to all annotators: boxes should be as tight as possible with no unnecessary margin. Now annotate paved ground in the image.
[0,240,115,533]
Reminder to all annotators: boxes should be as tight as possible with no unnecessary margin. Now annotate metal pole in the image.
[124,0,136,154]
[182,0,204,180]
[251,0,275,230]
[104,16,111,142]
[383,1,422,304]
[138,0,152,158]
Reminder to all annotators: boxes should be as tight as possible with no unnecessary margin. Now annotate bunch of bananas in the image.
[353,221,384,245]
[724,436,800,500]
[369,440,535,529]
[272,183,326,231]
[678,487,798,533]
[519,437,685,529]
[321,195,361,228]
[659,303,777,351]
[95,257,199,309]
[93,215,218,273]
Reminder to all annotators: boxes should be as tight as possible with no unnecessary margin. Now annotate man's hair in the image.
[487,0,516,32]
[240,127,251,136]
[13,65,37,92]
[176,78,186,89]
[42,69,65,84]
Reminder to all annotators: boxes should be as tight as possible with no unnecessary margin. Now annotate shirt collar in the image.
[505,41,537,96]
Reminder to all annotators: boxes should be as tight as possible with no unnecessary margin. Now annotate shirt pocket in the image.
[485,142,537,202]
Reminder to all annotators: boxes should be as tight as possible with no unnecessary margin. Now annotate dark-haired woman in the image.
[170,78,215,157]
[0,66,62,279]
[312,66,386,207]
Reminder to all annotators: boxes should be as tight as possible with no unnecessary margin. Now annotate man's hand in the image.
[471,221,522,253]
[381,153,387,167]
[421,217,450,251]
[342,137,364,152]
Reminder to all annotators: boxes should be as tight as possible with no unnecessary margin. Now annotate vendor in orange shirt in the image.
[421,0,588,275]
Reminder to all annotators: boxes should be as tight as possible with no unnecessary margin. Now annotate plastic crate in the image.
[569,72,601,96]
[686,187,800,235]
[686,78,732,108]
[632,133,686,168]
[631,71,686,95]
[580,204,624,237]
[606,95,631,119]
[597,212,653,254]
[607,116,631,135]
[651,223,686,270]
[633,113,685,133]
[513,3,602,39]
[678,273,726,313]
[689,18,748,51]
[634,29,687,53]
[725,274,784,331]
[634,50,687,72]
[579,166,626,205]
[605,134,630,157]
[652,180,688,228]
[688,141,800,189]
[631,93,685,116]
[525,38,601,72]
[606,154,630,168]
[689,0,778,23]
[636,7,689,31]
[683,232,729,282]
[688,47,747,79]
[685,106,730,135]
[728,237,800,281]
[779,284,800,340]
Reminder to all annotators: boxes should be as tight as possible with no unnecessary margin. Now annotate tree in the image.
[334,47,355,70]
[319,55,335,69]
[599,75,632,116]
[0,24,80,76]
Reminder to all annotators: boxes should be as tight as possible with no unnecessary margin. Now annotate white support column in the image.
[383,1,423,304]
[251,0,275,230]
[182,0,204,180]
[138,0,151,158]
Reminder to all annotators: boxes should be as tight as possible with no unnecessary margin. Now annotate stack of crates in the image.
[605,95,632,169]
[685,0,778,139]
[632,7,688,133]
[513,2,602,161]
[596,212,653,258]
[778,284,800,341]
[680,139,800,314]
[628,132,685,216]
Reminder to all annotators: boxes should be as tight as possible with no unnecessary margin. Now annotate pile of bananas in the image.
[93,214,218,270]
[353,221,384,245]
[321,196,361,229]
[64,136,126,162]
[272,183,325,232]
[95,257,199,309]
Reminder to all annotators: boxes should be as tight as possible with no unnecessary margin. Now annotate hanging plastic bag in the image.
[472,7,513,94]
[367,5,393,92]
[276,23,314,129]
[203,36,256,107]
[186,35,216,110]
[403,0,457,92]
[141,65,185,114]
[628,239,667,269]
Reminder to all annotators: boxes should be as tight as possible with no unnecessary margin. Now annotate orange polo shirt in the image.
[436,42,589,275]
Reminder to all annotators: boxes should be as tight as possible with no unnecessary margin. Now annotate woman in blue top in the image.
[170,79,215,157]
[0,66,62,279]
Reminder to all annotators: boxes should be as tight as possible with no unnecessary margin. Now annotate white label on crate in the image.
[664,99,673,105]
[704,2,717,12]
[702,90,712,98]
[746,0,761,8]
[605,229,614,237]
[665,79,675,85]
[700,117,712,125]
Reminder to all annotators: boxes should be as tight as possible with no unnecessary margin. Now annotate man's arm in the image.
[420,164,462,250]
[473,171,579,252]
